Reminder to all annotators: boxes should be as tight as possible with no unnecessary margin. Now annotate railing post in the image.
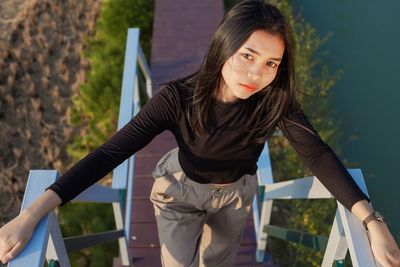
[322,209,348,267]
[254,143,274,262]
[8,170,70,267]
[111,28,142,267]
[335,169,375,267]
[123,72,140,244]
[46,212,70,267]
[253,139,376,266]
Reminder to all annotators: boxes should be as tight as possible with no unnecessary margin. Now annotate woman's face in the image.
[217,30,285,103]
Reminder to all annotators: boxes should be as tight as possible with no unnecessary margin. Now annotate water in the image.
[292,0,400,242]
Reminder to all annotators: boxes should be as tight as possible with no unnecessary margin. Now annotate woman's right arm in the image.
[0,84,179,264]
[0,189,61,264]
[47,84,179,206]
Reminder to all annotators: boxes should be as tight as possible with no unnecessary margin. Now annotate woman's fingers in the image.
[376,251,400,267]
[387,250,400,267]
[1,241,24,264]
[375,254,391,267]
[0,240,12,263]
[0,214,34,264]
[0,238,13,262]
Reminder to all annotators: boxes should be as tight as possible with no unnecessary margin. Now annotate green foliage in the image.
[267,0,344,266]
[67,0,154,160]
[224,0,347,266]
[59,0,154,266]
[58,203,118,267]
[224,0,241,11]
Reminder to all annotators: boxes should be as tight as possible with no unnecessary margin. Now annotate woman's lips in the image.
[240,83,257,92]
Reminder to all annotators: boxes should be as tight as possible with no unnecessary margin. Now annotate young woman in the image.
[1,0,399,266]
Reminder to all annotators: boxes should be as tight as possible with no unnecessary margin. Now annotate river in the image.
[292,0,400,243]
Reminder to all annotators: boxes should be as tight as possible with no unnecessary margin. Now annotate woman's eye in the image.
[241,53,252,60]
[240,53,278,68]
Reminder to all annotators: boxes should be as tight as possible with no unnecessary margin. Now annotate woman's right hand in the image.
[0,189,61,264]
[0,210,37,264]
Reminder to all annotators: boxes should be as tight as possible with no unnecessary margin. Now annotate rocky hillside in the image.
[0,0,102,226]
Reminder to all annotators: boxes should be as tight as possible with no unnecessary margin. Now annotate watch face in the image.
[375,211,384,221]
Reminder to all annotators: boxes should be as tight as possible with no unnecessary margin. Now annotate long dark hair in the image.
[163,0,301,144]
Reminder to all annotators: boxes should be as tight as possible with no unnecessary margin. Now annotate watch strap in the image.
[362,211,384,230]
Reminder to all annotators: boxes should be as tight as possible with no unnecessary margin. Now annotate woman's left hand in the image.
[368,220,400,267]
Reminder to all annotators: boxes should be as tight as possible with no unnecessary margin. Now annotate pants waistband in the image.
[176,170,248,191]
[160,147,250,191]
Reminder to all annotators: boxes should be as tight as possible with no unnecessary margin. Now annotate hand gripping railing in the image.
[253,143,378,267]
[8,28,151,267]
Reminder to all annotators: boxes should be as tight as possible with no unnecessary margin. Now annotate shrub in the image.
[58,1,154,266]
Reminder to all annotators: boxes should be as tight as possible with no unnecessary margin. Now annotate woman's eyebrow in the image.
[244,47,282,62]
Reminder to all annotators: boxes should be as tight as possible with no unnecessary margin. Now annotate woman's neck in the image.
[215,80,239,103]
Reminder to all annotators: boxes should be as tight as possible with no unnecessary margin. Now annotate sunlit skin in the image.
[216,29,285,103]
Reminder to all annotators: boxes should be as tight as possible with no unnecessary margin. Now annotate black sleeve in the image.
[278,103,370,211]
[46,85,179,206]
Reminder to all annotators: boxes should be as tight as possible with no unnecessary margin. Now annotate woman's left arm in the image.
[279,103,400,266]
[351,200,400,267]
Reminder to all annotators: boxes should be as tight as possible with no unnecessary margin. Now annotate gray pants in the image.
[150,147,258,267]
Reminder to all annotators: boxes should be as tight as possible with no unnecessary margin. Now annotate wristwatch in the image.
[362,211,385,230]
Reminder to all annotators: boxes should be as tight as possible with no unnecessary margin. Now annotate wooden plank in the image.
[131,198,155,222]
[151,0,224,84]
[129,222,159,247]
[234,245,277,267]
[114,247,162,267]
[131,176,154,197]
[137,134,177,156]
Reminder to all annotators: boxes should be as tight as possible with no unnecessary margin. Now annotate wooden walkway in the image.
[115,1,276,266]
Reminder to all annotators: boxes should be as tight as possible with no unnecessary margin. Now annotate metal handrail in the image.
[8,28,150,267]
[253,145,378,266]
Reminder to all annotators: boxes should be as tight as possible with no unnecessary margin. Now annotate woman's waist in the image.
[178,146,258,171]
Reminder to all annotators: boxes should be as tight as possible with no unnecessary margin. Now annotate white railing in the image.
[253,144,378,266]
[8,28,151,267]
[8,26,379,267]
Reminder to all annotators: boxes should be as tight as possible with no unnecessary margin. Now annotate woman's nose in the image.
[246,65,262,80]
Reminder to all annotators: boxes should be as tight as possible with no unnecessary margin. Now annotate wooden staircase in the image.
[114,0,276,266]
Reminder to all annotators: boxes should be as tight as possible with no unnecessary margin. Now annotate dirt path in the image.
[0,0,27,43]
[0,0,102,225]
